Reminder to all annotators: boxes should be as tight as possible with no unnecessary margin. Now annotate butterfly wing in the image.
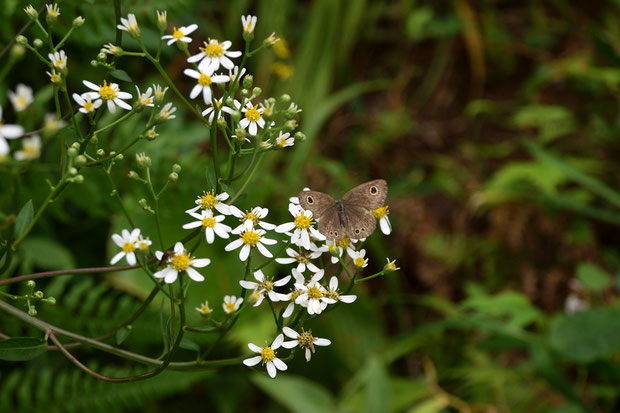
[342,179,387,210]
[317,205,345,241]
[298,191,336,217]
[342,204,377,240]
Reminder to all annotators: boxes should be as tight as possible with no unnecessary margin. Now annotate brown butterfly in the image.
[298,179,387,241]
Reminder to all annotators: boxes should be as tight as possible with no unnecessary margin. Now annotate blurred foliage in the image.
[3,0,620,412]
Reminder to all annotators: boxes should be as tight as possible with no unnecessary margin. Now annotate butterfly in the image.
[298,179,387,241]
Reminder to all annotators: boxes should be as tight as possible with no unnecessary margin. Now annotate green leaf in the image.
[179,337,200,353]
[251,373,335,413]
[0,337,48,361]
[109,69,132,82]
[365,356,390,413]
[115,325,132,345]
[550,306,620,362]
[576,263,611,292]
[20,237,75,270]
[512,105,576,142]
[14,200,33,239]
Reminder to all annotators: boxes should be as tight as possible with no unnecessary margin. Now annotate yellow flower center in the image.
[122,242,135,253]
[139,241,149,251]
[54,59,65,69]
[372,205,389,219]
[324,289,339,301]
[261,346,275,363]
[242,212,259,225]
[99,81,117,100]
[83,101,94,113]
[307,285,323,300]
[171,252,191,271]
[202,42,224,57]
[337,236,350,249]
[251,291,260,301]
[290,290,301,301]
[202,217,216,228]
[198,191,218,209]
[172,27,184,40]
[354,257,365,267]
[16,96,28,109]
[385,261,397,271]
[140,96,152,105]
[328,244,339,254]
[257,279,274,292]
[198,73,212,86]
[245,106,261,122]
[50,73,62,83]
[241,230,260,246]
[214,100,222,108]
[294,214,312,229]
[297,330,315,348]
[224,302,237,313]
[199,304,211,314]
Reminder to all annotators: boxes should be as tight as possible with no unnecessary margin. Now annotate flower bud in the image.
[46,4,60,27]
[136,152,151,168]
[26,280,36,288]
[90,60,98,67]
[16,35,28,46]
[252,87,262,98]
[231,110,241,123]
[73,16,85,28]
[216,117,227,129]
[240,88,249,98]
[172,164,182,173]
[284,120,298,132]
[168,172,178,182]
[235,127,246,138]
[24,5,38,20]
[156,10,167,32]
[74,154,87,166]
[280,94,291,105]
[33,38,43,48]
[242,75,253,89]
[73,175,84,184]
[138,198,149,208]
[34,290,44,299]
[10,44,25,59]
[67,147,78,158]
[115,153,124,161]
[97,52,107,62]
[145,127,158,140]
[128,170,140,179]
[96,149,105,157]
[28,307,38,317]
[294,131,306,142]
[90,135,98,145]
[68,167,78,176]
[45,297,56,305]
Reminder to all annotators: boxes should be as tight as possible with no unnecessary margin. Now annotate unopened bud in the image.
[135,152,151,168]
[24,5,38,20]
[128,170,140,179]
[90,135,98,145]
[74,154,87,166]
[73,174,84,184]
[280,94,291,105]
[73,16,85,28]
[115,153,124,161]
[96,149,105,157]
[168,172,178,182]
[252,87,262,98]
[33,38,43,48]
[90,60,98,67]
[28,307,37,317]
[242,75,253,89]
[68,167,78,176]
[172,164,182,173]
[34,291,44,299]
[26,280,36,288]
[284,120,298,131]
[216,117,226,129]
[97,52,107,62]
[156,10,167,32]
[231,110,241,123]
[67,147,78,158]
[45,297,56,305]
[10,44,25,59]
[240,88,249,98]
[16,35,28,46]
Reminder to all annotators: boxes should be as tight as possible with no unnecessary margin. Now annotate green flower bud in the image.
[135,153,151,168]
[252,87,262,98]
[294,131,306,141]
[172,164,182,173]
[68,167,78,176]
[240,88,249,98]
[26,280,36,288]
[24,5,38,20]
[97,52,107,62]
[242,75,254,89]
[73,175,84,184]
[10,44,25,59]
[168,172,178,182]
[34,290,44,299]
[90,135,98,145]
[115,153,124,161]
[216,117,227,129]
[231,110,241,123]
[96,149,105,157]
[28,307,38,317]
[16,35,28,46]
[280,94,291,105]
[33,38,43,48]
[284,120,298,132]
[128,171,140,179]
[67,147,78,158]
[45,297,56,305]
[74,154,87,166]
[90,60,98,67]
[73,16,85,28]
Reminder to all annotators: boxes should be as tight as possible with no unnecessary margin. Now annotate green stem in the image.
[227,153,264,205]
[113,0,122,46]
[54,27,75,51]
[84,137,140,167]
[61,85,83,140]
[104,169,136,228]
[94,109,135,135]
[146,168,165,249]
[253,240,291,271]
[355,271,386,284]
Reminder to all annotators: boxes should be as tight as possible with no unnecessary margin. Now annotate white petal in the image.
[340,295,357,303]
[225,238,243,251]
[164,269,179,284]
[239,244,251,261]
[110,251,125,265]
[314,338,331,346]
[191,258,211,268]
[82,80,99,91]
[272,358,287,371]
[239,280,257,289]
[186,267,205,282]
[282,327,299,339]
[275,222,296,233]
[266,362,276,378]
[126,252,136,265]
[281,340,298,349]
[243,355,262,366]
[190,84,202,99]
[183,221,202,229]
[256,243,272,258]
[248,122,257,136]
[274,275,291,287]
[271,333,284,349]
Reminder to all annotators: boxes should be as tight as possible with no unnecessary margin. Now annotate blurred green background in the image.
[3,0,620,412]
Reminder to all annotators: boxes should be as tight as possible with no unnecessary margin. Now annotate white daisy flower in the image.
[156,102,176,121]
[275,204,325,250]
[186,190,231,215]
[183,67,230,104]
[229,205,276,232]
[182,209,231,244]
[0,106,24,154]
[162,24,198,46]
[46,3,60,18]
[384,258,400,272]
[135,85,154,108]
[227,65,246,83]
[154,241,210,284]
[225,220,277,261]
[243,334,287,378]
[43,113,65,135]
[48,50,67,71]
[196,300,213,316]
[348,248,368,269]
[72,93,102,115]
[294,270,335,315]
[46,70,62,84]
[275,247,322,273]
[188,39,242,72]
[222,295,243,314]
[239,269,290,307]
[14,135,41,161]
[241,15,257,35]
[372,205,391,235]
[8,84,33,112]
[110,228,141,265]
[102,43,123,56]
[281,327,331,362]
[324,276,357,304]
[201,98,235,123]
[137,235,152,252]
[117,13,140,38]
[82,80,132,113]
[239,102,265,136]
[274,131,294,148]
